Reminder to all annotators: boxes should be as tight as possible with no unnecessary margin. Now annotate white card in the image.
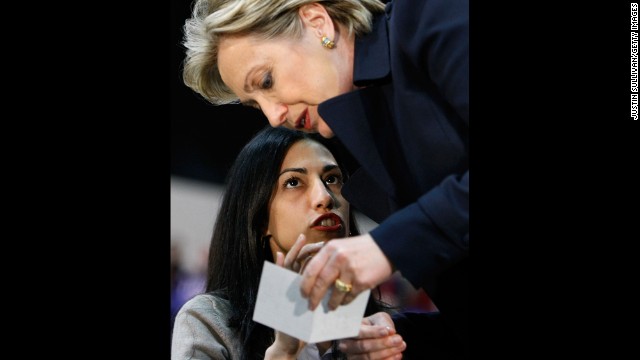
[253,261,371,343]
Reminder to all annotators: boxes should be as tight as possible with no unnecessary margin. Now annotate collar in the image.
[352,10,391,87]
[318,86,397,203]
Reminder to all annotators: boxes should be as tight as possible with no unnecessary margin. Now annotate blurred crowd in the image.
[171,245,206,330]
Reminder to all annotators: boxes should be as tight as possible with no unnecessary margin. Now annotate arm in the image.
[372,172,468,290]
[375,0,469,291]
[301,0,469,312]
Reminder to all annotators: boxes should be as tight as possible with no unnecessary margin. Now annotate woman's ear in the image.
[298,3,335,40]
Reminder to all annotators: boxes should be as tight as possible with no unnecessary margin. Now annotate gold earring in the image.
[321,35,335,49]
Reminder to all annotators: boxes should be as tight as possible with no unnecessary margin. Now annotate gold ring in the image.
[334,279,352,293]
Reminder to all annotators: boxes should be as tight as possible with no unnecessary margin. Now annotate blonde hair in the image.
[182,0,386,105]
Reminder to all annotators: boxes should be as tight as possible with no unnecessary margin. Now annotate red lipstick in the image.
[311,213,343,232]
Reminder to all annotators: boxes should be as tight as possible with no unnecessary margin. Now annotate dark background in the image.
[170,0,269,185]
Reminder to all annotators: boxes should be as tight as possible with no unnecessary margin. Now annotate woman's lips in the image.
[295,109,312,130]
[304,110,312,130]
[311,213,342,232]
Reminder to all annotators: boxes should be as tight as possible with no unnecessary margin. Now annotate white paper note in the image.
[253,261,371,343]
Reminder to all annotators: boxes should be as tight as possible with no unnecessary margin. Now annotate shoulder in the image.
[172,293,240,359]
[174,293,235,334]
[389,0,468,34]
[178,293,232,316]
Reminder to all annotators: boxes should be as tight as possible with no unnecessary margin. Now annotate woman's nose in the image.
[311,180,335,210]
[262,101,288,127]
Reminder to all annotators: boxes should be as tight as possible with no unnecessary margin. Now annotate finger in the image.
[296,242,326,273]
[299,243,333,299]
[283,234,307,270]
[294,242,325,273]
[303,240,349,309]
[339,330,398,353]
[296,241,325,260]
[356,325,392,340]
[327,274,351,310]
[306,255,341,310]
[339,327,390,354]
[340,289,359,306]
[275,251,285,267]
[297,255,312,274]
[363,312,395,331]
[340,336,406,358]
[301,238,368,310]
[273,330,306,354]
[356,314,396,340]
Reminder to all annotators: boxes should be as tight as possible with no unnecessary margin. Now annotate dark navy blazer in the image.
[318,0,469,356]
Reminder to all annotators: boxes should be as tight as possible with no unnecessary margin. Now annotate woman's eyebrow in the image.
[278,165,338,177]
[279,168,306,177]
[244,65,261,92]
[323,164,338,172]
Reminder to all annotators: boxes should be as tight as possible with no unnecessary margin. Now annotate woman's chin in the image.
[317,121,334,139]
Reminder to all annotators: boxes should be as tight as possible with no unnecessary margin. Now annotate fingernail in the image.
[379,328,389,337]
[387,335,401,345]
[385,325,396,334]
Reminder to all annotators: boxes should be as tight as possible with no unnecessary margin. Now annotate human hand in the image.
[300,233,393,310]
[282,234,325,274]
[264,330,304,360]
[338,312,406,359]
[266,247,309,358]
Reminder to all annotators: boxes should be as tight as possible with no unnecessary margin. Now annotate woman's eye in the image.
[260,72,273,89]
[285,178,299,188]
[325,175,342,185]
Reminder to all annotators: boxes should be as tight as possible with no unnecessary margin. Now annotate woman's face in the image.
[217,29,353,139]
[265,139,349,258]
